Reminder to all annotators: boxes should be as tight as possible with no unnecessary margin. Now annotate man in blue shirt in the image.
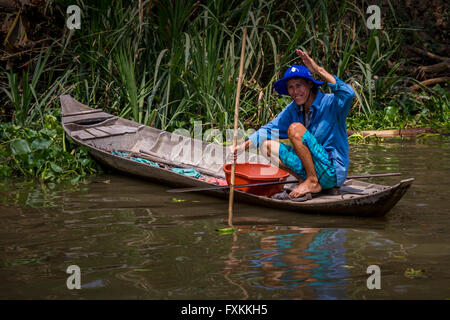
[230,50,355,199]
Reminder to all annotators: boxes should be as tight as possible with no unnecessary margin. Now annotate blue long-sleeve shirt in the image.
[248,75,355,186]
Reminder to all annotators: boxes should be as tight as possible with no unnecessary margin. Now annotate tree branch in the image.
[409,77,450,91]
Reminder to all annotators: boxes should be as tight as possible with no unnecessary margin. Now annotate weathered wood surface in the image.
[62,109,104,117]
[96,125,137,135]
[71,130,95,140]
[62,113,114,124]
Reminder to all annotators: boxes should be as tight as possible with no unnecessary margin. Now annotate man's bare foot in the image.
[289,178,322,198]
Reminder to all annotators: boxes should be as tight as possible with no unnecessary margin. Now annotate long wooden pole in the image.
[228,27,247,227]
[167,172,402,194]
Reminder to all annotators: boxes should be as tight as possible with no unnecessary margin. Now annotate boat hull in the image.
[60,94,414,217]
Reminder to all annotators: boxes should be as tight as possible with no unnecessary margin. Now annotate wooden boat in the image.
[60,95,414,217]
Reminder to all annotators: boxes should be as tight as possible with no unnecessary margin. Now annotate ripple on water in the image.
[0,138,449,299]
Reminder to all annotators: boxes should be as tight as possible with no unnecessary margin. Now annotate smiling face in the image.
[287,78,314,106]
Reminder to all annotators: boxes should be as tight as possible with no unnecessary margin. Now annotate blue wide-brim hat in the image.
[273,64,324,95]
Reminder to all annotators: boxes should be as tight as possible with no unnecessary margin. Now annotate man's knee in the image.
[288,122,306,141]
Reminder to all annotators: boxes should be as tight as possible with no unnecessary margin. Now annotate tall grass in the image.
[3,0,445,135]
[1,47,60,126]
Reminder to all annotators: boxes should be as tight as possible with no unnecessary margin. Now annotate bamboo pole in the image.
[228,27,247,228]
[167,172,402,193]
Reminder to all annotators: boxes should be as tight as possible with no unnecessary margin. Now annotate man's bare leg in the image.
[287,122,322,198]
[260,140,304,182]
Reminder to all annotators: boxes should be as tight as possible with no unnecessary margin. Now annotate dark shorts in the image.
[278,130,337,189]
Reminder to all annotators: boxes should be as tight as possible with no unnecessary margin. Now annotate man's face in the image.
[287,78,313,106]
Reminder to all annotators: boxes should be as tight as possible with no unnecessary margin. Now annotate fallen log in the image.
[417,61,450,74]
[405,45,449,62]
[347,127,437,138]
[409,77,450,91]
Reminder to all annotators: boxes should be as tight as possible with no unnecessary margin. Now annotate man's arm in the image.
[296,49,336,84]
[234,138,253,152]
[297,49,354,114]
[229,138,253,160]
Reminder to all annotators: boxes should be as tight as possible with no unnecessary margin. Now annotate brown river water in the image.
[0,137,449,300]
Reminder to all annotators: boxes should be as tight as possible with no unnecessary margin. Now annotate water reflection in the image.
[0,138,449,299]
[225,227,349,300]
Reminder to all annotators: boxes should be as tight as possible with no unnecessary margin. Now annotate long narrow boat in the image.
[60,95,414,217]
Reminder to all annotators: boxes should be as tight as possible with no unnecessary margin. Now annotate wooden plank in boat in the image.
[85,128,112,138]
[72,130,96,140]
[62,113,114,124]
[113,125,138,133]
[96,125,137,135]
[94,126,121,135]
[62,109,104,117]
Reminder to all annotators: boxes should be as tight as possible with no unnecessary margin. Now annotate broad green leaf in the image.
[71,176,81,185]
[50,163,63,173]
[31,137,52,150]
[10,139,31,155]
[216,227,236,234]
[27,153,37,167]
[40,128,57,138]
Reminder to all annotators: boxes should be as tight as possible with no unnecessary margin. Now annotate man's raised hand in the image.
[296,49,336,84]
[296,49,320,74]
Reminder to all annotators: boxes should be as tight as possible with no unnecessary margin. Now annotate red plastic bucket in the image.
[223,162,290,197]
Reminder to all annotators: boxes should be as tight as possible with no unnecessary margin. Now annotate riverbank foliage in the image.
[1,0,449,181]
[0,113,101,182]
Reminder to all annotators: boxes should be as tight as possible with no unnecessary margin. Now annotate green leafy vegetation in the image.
[216,227,237,235]
[348,84,450,131]
[0,114,101,182]
[0,0,448,181]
